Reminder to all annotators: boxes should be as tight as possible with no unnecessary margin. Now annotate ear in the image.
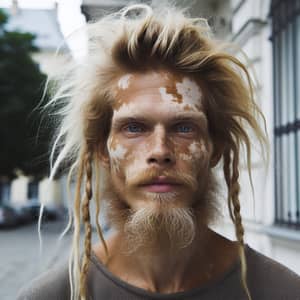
[210,141,224,168]
[96,143,110,169]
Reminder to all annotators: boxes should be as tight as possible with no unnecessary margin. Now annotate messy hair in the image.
[46,3,267,300]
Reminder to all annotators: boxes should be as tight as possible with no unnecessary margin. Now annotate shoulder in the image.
[16,262,70,300]
[246,246,300,299]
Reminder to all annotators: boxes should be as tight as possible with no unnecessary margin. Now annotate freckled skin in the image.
[105,70,213,211]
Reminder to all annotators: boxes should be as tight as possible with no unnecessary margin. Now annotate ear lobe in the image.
[210,152,222,167]
[97,144,110,169]
[100,154,110,169]
[210,142,224,168]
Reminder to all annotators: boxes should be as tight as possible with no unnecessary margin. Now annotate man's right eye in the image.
[123,123,145,133]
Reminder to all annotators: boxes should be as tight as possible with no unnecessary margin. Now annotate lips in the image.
[140,176,180,193]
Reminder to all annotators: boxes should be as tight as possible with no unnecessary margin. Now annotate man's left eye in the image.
[175,124,194,133]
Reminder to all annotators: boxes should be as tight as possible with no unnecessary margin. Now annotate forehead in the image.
[112,70,204,121]
[116,71,181,91]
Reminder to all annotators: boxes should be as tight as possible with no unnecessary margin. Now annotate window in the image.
[271,0,300,227]
[27,180,39,202]
[0,182,11,205]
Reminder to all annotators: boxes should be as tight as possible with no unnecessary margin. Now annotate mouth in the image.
[140,176,181,193]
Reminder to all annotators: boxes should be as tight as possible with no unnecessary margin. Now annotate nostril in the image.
[164,157,171,163]
[147,157,173,165]
[148,158,157,163]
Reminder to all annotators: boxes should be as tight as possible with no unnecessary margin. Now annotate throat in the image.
[105,227,213,293]
[93,229,240,294]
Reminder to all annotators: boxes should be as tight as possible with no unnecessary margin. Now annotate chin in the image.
[121,197,197,254]
[128,191,191,212]
[146,191,179,202]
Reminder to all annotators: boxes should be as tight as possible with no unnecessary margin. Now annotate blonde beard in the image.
[103,170,219,255]
[123,205,196,254]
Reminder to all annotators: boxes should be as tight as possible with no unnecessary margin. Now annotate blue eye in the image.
[125,123,144,133]
[176,124,194,133]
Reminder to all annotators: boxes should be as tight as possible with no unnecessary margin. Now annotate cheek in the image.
[188,141,211,165]
[124,143,150,179]
[124,156,144,180]
[109,138,152,179]
[176,140,211,171]
[107,136,128,172]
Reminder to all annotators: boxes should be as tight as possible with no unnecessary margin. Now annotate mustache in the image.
[126,168,198,191]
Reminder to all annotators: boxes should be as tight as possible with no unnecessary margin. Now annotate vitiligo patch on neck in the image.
[118,74,132,89]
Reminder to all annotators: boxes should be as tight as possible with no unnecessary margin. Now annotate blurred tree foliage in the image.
[0,9,51,180]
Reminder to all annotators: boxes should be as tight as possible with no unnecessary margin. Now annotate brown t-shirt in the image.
[17,246,300,300]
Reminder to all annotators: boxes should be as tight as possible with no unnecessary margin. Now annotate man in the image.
[18,3,300,300]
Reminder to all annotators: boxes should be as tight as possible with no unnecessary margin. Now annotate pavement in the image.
[0,221,72,300]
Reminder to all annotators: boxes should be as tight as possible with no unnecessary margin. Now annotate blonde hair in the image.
[47,3,268,300]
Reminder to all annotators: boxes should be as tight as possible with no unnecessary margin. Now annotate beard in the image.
[122,205,196,254]
[102,167,219,255]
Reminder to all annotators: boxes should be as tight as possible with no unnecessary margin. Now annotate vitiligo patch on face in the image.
[107,138,128,172]
[108,143,127,160]
[158,77,202,112]
[159,87,175,102]
[112,101,140,117]
[176,77,202,110]
[188,141,205,160]
[125,156,145,181]
[118,74,132,90]
[179,153,192,161]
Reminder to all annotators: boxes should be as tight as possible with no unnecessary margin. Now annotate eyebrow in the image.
[174,112,207,123]
[111,112,207,128]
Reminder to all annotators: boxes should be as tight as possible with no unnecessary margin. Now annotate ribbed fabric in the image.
[17,245,300,300]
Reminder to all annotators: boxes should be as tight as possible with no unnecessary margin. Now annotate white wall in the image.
[39,178,62,208]
[10,176,29,206]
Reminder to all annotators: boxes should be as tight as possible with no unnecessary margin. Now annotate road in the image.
[0,221,72,300]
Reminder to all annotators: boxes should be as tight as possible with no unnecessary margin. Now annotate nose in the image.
[147,125,175,167]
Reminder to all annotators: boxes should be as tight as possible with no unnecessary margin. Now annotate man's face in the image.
[105,70,214,213]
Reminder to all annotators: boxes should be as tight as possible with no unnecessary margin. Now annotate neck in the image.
[94,226,239,294]
[120,226,209,293]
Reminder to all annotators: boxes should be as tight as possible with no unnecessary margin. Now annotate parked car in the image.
[0,205,20,228]
[15,206,33,225]
[20,203,59,222]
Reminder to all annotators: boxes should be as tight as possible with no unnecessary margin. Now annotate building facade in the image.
[217,0,300,275]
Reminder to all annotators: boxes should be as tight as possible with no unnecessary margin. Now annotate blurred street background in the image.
[0,221,71,300]
[0,0,300,299]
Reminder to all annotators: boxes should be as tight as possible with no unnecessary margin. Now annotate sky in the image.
[0,0,87,59]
